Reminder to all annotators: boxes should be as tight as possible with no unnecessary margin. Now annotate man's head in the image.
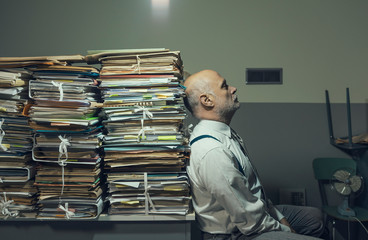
[183,69,239,125]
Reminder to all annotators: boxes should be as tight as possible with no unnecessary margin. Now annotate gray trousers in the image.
[202,205,325,240]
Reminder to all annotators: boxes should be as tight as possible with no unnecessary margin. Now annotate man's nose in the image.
[230,86,237,94]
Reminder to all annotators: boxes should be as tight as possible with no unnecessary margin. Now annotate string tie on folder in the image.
[137,126,153,142]
[57,135,71,198]
[133,55,141,74]
[58,135,71,166]
[0,193,19,218]
[51,81,64,101]
[134,105,153,120]
[144,172,157,215]
[58,202,75,219]
[135,106,153,141]
[0,118,8,151]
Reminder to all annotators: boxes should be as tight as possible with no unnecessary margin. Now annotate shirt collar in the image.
[196,120,232,138]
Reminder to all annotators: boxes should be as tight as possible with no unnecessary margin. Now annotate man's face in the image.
[211,74,240,118]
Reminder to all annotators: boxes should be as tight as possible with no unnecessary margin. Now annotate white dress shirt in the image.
[187,120,290,235]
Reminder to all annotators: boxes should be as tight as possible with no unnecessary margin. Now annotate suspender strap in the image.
[189,135,219,146]
[189,134,245,176]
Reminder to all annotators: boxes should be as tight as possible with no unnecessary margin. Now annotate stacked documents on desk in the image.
[0,114,33,153]
[85,48,182,76]
[107,172,190,215]
[0,69,33,153]
[32,130,102,165]
[27,65,100,132]
[0,180,38,218]
[0,153,35,182]
[104,146,187,172]
[0,153,38,218]
[23,59,104,219]
[87,48,191,215]
[104,146,190,215]
[0,66,37,218]
[34,163,104,219]
[0,55,85,68]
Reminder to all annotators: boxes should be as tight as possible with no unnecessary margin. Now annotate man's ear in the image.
[199,93,215,108]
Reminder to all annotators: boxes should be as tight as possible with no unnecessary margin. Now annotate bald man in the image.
[184,70,324,240]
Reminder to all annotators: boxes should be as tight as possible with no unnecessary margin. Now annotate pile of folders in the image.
[0,63,36,217]
[0,48,191,219]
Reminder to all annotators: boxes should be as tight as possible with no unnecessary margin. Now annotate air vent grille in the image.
[246,68,283,84]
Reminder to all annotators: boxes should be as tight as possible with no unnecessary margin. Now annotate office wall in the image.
[1,0,367,239]
[230,102,368,207]
[1,0,367,103]
[186,101,368,206]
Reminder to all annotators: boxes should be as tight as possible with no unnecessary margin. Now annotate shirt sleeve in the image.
[198,146,290,235]
[267,199,285,221]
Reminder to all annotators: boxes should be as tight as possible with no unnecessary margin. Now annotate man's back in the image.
[187,120,287,235]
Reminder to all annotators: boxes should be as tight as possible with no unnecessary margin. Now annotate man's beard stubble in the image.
[216,100,240,123]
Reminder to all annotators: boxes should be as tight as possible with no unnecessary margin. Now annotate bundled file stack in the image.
[24,56,105,219]
[86,49,191,215]
[0,59,36,218]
